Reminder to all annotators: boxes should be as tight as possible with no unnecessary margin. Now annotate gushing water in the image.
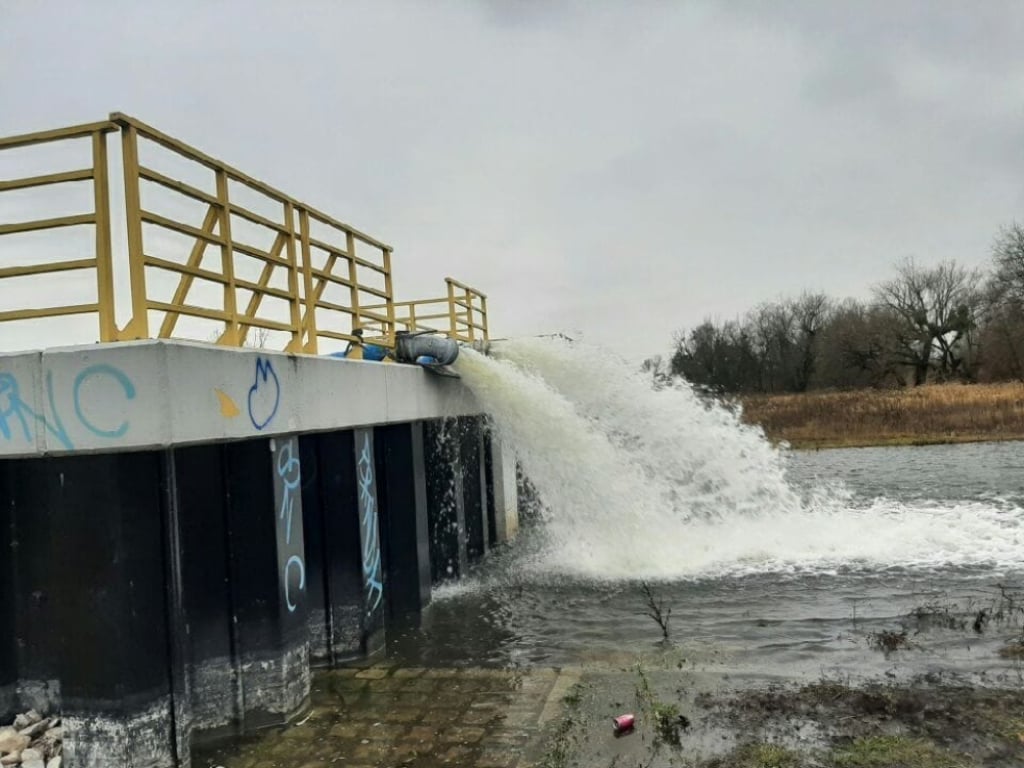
[454,337,1024,581]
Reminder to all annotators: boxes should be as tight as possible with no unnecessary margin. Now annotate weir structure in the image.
[0,115,513,767]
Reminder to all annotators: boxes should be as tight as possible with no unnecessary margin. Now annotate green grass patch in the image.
[708,742,802,768]
[830,735,968,767]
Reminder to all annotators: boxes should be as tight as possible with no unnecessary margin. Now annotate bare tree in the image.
[670,320,760,393]
[749,301,795,393]
[979,224,1024,381]
[991,223,1024,300]
[873,258,981,385]
[789,292,832,391]
[244,327,271,349]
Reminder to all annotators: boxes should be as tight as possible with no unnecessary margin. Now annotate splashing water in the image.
[454,337,1024,581]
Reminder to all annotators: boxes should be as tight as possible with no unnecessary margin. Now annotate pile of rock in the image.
[0,711,61,768]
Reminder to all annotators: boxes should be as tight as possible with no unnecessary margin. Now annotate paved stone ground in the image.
[194,665,581,768]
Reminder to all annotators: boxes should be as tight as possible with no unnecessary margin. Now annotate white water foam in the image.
[454,338,1024,581]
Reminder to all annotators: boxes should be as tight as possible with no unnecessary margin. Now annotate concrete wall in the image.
[0,341,520,768]
[0,340,480,458]
[489,436,520,542]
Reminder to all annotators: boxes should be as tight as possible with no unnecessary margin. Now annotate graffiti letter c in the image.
[73,364,136,438]
[284,555,306,613]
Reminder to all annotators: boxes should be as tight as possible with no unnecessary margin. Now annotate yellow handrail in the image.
[111,112,395,352]
[0,114,487,354]
[0,121,119,340]
[364,278,489,343]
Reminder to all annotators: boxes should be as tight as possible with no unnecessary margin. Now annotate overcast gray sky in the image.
[2,1,1023,357]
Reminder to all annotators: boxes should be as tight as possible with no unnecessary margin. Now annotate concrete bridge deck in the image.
[0,340,480,458]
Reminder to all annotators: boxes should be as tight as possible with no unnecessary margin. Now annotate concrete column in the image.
[486,433,520,544]
[424,419,467,582]
[374,422,431,619]
[51,452,179,768]
[458,416,490,562]
[298,436,331,665]
[307,429,386,662]
[169,444,237,743]
[159,450,193,761]
[0,463,22,720]
[223,437,310,730]
[4,459,59,718]
[354,427,386,654]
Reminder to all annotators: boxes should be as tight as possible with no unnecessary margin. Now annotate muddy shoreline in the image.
[543,671,1024,768]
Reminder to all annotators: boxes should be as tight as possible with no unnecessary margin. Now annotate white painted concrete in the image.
[0,340,481,458]
[490,437,520,542]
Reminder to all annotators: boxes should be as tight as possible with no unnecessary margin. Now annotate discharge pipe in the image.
[394,330,460,366]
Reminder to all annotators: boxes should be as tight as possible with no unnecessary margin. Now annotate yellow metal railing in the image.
[0,114,486,354]
[113,113,395,353]
[0,120,120,339]
[367,278,489,342]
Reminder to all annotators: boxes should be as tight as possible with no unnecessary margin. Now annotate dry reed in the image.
[739,382,1024,449]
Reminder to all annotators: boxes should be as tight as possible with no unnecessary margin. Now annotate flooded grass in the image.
[829,735,968,768]
[703,742,801,768]
[692,678,1024,768]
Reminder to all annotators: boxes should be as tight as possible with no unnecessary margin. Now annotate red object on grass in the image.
[613,713,635,733]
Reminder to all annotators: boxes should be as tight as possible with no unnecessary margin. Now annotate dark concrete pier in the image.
[0,340,517,767]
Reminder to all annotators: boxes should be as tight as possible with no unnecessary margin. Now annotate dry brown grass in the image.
[740,382,1024,449]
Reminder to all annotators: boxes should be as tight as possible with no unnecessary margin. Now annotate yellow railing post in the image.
[298,208,318,353]
[464,285,474,342]
[118,122,150,339]
[91,129,117,342]
[346,231,363,358]
[446,279,458,339]
[382,247,395,348]
[214,168,241,346]
[283,201,303,352]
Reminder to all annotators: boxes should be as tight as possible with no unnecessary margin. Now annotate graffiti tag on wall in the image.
[357,431,384,617]
[275,436,306,613]
[248,358,280,430]
[0,364,136,451]
[215,356,281,431]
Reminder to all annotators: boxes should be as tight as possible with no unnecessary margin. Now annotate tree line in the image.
[648,224,1024,393]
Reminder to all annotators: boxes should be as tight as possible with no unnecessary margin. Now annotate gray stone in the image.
[12,712,41,730]
[46,757,60,768]
[0,728,30,755]
[20,748,44,768]
[18,719,50,740]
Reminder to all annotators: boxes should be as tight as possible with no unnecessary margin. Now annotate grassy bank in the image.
[739,381,1024,450]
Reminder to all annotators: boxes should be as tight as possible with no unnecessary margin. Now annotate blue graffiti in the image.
[248,357,280,430]
[0,371,71,449]
[0,364,135,451]
[73,364,136,438]
[277,437,305,612]
[0,373,36,443]
[284,555,306,613]
[357,432,384,616]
